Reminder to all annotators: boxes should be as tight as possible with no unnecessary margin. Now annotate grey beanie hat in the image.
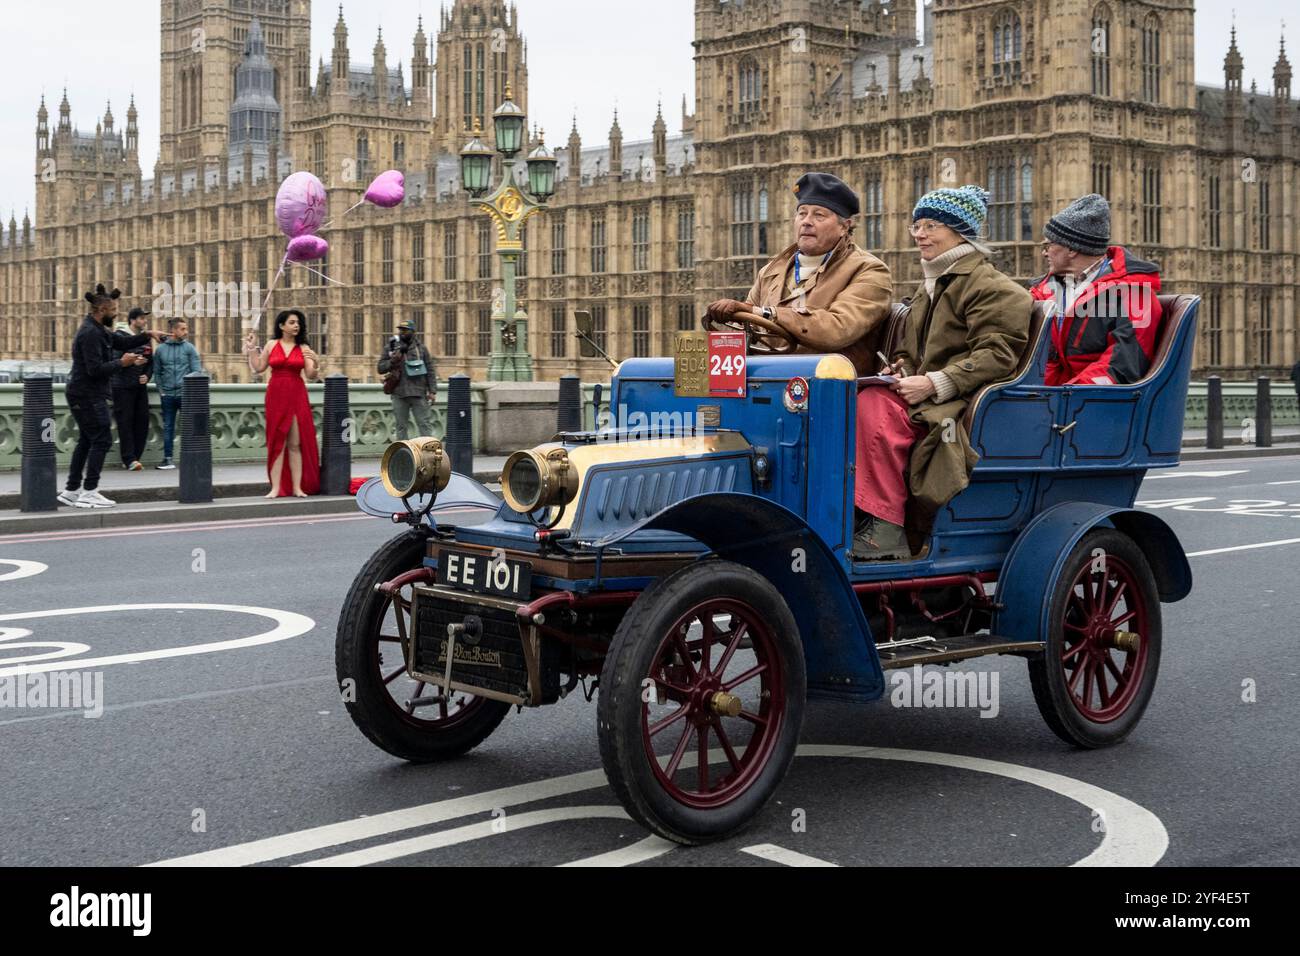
[1044,194,1111,256]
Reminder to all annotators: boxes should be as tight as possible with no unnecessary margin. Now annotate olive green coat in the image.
[890,251,1034,540]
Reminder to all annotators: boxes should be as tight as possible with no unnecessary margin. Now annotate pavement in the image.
[0,431,1296,535]
[0,458,1296,867]
[0,456,509,535]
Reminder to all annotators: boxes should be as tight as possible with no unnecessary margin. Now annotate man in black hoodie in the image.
[60,286,165,509]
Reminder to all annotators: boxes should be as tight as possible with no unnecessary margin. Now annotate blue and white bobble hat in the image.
[913,185,992,240]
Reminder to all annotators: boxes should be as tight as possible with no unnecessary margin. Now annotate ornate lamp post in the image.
[459,85,557,381]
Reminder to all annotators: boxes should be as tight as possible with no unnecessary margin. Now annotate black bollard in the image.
[444,374,473,477]
[179,372,213,503]
[591,383,604,431]
[1255,376,1272,448]
[1205,375,1224,450]
[319,374,352,496]
[557,375,581,433]
[20,375,58,512]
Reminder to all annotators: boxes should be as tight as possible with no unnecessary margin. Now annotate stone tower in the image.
[34,89,140,229]
[158,0,311,177]
[433,0,529,155]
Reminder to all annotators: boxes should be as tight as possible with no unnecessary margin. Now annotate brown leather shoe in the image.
[852,515,910,560]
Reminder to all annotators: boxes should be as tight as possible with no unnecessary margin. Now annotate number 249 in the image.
[710,354,746,376]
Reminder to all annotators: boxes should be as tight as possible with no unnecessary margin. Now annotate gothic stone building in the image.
[1,0,1296,383]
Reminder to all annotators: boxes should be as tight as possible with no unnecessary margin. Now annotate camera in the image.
[388,335,411,354]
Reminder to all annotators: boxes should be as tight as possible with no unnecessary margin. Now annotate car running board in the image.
[876,633,1044,669]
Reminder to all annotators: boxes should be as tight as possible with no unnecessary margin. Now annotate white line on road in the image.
[1267,480,1300,486]
[1186,536,1300,558]
[0,559,48,581]
[561,835,679,867]
[1144,470,1249,480]
[146,745,1166,868]
[739,844,838,867]
[0,604,316,678]
[0,513,371,545]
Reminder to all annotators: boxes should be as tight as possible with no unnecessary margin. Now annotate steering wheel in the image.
[703,309,799,354]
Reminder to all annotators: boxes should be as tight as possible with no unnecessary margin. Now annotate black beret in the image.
[793,172,859,218]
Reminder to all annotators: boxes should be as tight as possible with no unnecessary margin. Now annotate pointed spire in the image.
[127,94,137,122]
[1276,22,1293,99]
[103,100,114,130]
[37,94,47,121]
[1225,18,1244,93]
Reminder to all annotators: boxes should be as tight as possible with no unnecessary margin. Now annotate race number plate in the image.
[438,548,533,601]
[708,332,747,398]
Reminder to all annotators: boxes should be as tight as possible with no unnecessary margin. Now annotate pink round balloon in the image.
[275,171,327,238]
[364,169,405,208]
[286,234,329,263]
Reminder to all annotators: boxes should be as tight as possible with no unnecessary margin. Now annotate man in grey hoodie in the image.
[151,318,202,470]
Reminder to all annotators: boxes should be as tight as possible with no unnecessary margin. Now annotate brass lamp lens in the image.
[387,446,417,494]
[507,455,542,511]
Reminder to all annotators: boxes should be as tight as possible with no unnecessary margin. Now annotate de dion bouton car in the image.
[336,294,1199,845]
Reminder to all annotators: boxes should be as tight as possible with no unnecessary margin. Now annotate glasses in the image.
[908,220,945,237]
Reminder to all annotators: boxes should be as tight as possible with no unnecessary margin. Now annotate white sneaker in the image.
[57,489,81,507]
[74,489,116,509]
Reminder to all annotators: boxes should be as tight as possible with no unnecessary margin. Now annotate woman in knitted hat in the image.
[853,185,1033,559]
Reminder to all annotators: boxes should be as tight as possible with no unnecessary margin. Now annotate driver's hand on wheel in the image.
[705,299,747,322]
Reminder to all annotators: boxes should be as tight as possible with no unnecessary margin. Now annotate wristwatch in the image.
[760,306,775,322]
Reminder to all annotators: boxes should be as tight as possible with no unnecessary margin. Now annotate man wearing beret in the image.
[1030,194,1163,386]
[705,172,893,374]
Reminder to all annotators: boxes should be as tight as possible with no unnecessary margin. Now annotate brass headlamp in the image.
[381,438,453,498]
[501,445,579,514]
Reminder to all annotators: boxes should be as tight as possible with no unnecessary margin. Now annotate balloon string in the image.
[255,258,288,327]
[320,199,366,231]
[289,262,348,286]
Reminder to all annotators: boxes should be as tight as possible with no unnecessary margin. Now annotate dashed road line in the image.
[740,844,838,867]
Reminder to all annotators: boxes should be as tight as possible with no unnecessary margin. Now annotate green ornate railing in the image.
[0,379,1291,472]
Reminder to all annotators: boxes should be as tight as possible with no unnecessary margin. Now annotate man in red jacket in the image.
[1030,194,1163,386]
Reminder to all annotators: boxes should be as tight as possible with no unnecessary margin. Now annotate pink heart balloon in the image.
[364,169,405,208]
[286,234,329,263]
[275,171,328,239]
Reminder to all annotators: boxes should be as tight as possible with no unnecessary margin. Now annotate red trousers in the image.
[855,387,926,526]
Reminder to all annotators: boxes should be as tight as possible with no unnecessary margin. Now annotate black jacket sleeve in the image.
[78,329,122,382]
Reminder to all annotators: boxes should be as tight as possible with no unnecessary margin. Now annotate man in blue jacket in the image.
[60,285,165,508]
[151,318,203,470]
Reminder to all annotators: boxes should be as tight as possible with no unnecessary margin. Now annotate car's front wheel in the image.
[597,560,806,845]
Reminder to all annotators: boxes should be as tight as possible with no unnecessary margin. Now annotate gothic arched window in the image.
[463,42,474,131]
[1141,14,1162,103]
[992,9,1023,79]
[356,133,370,181]
[738,57,762,116]
[312,133,326,179]
[393,136,406,170]
[1091,3,1112,96]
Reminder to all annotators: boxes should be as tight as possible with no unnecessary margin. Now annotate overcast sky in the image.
[0,1,1290,223]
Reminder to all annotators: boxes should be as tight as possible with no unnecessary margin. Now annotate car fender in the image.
[594,492,884,702]
[354,475,503,523]
[994,501,1192,645]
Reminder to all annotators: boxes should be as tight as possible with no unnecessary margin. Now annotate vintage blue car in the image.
[336,294,1198,845]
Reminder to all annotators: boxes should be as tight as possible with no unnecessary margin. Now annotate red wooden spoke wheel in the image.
[1029,529,1162,748]
[599,561,806,845]
[336,531,509,762]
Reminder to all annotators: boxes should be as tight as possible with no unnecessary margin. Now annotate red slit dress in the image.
[265,340,320,496]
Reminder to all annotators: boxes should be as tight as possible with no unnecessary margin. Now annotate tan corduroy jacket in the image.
[744,237,893,375]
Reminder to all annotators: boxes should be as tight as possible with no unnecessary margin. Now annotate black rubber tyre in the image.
[1028,528,1162,748]
[336,530,510,762]
[597,560,806,845]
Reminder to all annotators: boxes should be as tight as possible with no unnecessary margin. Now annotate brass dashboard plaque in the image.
[674,331,709,397]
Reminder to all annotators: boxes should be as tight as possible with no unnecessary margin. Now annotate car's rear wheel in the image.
[336,530,510,762]
[1028,528,1161,748]
[597,561,806,845]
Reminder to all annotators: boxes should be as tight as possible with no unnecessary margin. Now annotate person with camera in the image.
[60,285,166,509]
[378,318,438,440]
[111,307,154,472]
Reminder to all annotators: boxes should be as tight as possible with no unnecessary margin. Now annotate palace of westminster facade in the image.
[0,0,1295,383]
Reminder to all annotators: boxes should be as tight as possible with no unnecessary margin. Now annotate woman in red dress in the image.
[243,310,321,497]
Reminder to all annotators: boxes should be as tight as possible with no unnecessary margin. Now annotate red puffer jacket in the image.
[1030,246,1163,386]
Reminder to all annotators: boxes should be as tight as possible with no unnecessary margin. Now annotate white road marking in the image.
[1267,480,1300,486]
[1143,470,1248,480]
[562,835,679,867]
[740,844,838,867]
[0,513,371,545]
[146,745,1166,868]
[1187,537,1300,558]
[1135,497,1216,509]
[0,604,315,678]
[0,559,48,581]
[301,807,672,868]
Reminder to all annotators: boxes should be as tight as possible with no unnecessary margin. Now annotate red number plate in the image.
[708,332,747,398]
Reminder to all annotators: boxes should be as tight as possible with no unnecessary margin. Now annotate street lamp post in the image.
[460,86,557,382]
